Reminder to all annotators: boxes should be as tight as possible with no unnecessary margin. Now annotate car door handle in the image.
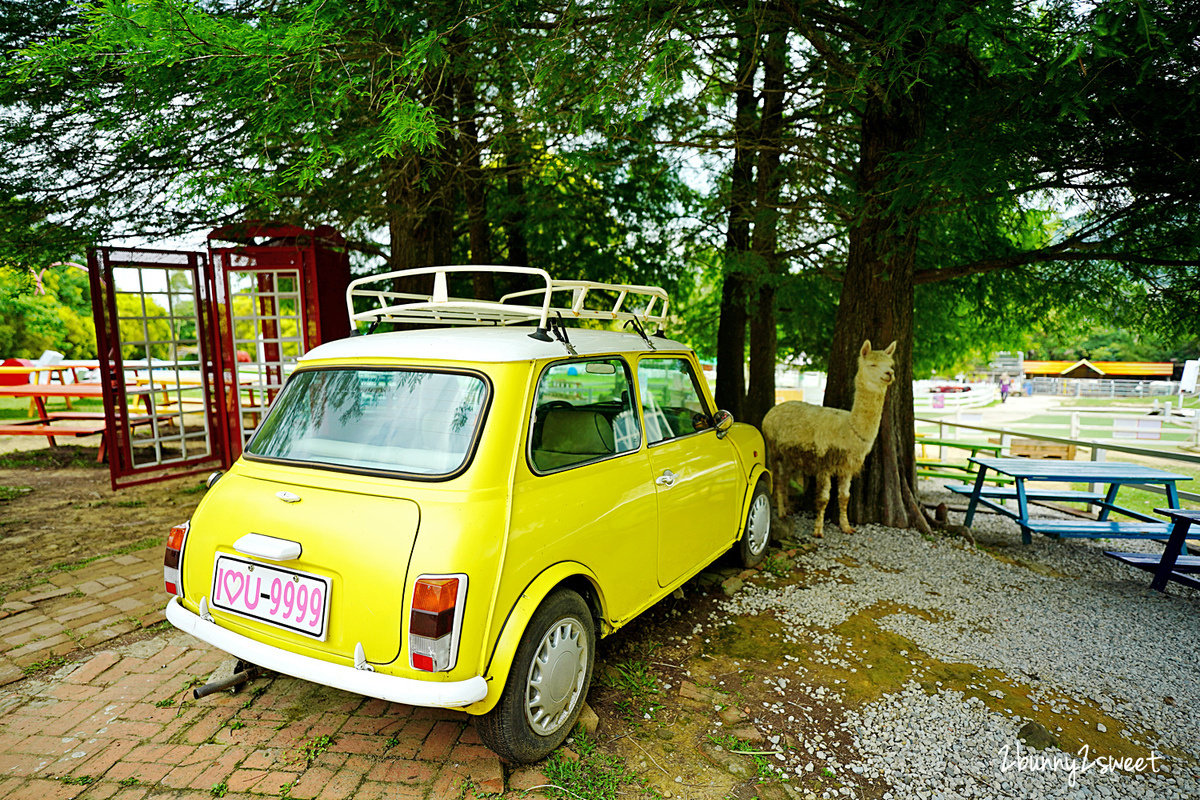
[655,469,677,487]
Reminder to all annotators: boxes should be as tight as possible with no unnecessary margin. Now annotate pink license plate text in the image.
[212,557,328,639]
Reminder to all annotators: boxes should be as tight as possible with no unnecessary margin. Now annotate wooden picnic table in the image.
[961,457,1193,547]
[0,382,150,458]
[1105,509,1200,593]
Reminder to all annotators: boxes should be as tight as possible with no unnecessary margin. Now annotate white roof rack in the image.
[346,265,670,334]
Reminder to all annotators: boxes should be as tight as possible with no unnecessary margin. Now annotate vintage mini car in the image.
[164,266,771,763]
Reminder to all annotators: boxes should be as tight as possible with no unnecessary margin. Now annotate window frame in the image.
[635,355,716,448]
[526,356,643,476]
[243,365,493,482]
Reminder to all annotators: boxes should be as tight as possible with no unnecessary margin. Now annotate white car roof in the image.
[299,326,693,365]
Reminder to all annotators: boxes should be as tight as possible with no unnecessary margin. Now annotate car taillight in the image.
[164,522,189,596]
[409,574,467,673]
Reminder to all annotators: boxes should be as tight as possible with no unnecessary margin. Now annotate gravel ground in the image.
[718,482,1200,799]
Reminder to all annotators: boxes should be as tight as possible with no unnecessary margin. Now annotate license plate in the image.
[211,555,330,640]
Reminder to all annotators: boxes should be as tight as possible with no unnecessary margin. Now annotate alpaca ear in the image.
[860,340,872,357]
[883,341,897,356]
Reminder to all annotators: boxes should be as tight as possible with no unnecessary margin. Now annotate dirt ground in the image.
[0,438,206,599]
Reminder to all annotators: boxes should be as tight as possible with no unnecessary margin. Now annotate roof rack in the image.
[346,265,670,337]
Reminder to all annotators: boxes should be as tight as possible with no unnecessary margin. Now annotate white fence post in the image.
[1070,412,1080,439]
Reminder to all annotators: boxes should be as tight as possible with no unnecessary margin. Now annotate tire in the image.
[738,478,772,567]
[477,590,595,763]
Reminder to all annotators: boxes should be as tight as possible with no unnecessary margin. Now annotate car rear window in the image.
[245,368,488,477]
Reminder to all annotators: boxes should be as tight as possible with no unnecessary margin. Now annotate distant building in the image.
[1021,359,1174,380]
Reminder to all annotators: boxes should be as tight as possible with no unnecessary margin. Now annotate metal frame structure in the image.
[346,265,670,334]
[87,226,351,488]
[88,247,225,488]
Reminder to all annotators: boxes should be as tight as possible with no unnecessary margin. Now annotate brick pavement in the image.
[0,547,551,798]
[1,548,167,686]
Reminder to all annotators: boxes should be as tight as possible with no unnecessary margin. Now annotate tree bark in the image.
[457,66,494,298]
[744,17,787,430]
[715,0,759,418]
[825,82,927,533]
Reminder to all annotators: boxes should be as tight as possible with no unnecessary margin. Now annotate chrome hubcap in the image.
[525,616,588,736]
[747,492,770,554]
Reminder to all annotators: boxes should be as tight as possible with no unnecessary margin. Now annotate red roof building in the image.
[1021,359,1174,379]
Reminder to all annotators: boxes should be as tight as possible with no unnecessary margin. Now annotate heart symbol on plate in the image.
[223,569,245,606]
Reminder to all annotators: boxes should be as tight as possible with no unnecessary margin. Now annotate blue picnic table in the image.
[1105,509,1200,593]
[960,457,1193,547]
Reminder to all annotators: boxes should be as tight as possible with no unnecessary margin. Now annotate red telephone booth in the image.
[206,223,351,460]
[88,224,351,488]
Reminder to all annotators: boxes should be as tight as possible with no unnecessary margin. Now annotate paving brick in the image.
[287,765,335,799]
[108,597,144,613]
[64,651,122,685]
[103,758,174,786]
[180,708,237,745]
[162,746,243,790]
[96,575,128,588]
[111,555,144,567]
[1,600,35,613]
[0,658,24,685]
[258,770,304,795]
[416,719,461,761]
[353,779,425,800]
[449,742,495,761]
[0,751,54,777]
[49,682,101,701]
[135,644,189,673]
[240,748,285,771]
[63,737,138,778]
[23,587,76,603]
[365,759,437,785]
[4,777,89,800]
[0,610,51,636]
[316,767,364,800]
[507,764,550,791]
[327,733,382,756]
[226,767,270,793]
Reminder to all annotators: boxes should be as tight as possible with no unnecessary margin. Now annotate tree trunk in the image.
[457,67,493,298]
[715,0,759,419]
[825,87,927,532]
[744,17,786,430]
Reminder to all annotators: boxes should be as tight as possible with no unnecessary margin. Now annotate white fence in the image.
[913,384,998,411]
[914,415,1200,505]
[919,407,1200,450]
[1027,377,1184,398]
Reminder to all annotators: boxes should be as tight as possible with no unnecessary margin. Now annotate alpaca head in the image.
[856,340,897,394]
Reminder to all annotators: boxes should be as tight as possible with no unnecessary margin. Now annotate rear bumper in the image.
[165,598,489,709]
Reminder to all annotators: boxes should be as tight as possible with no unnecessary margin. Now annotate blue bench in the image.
[945,485,1104,504]
[961,458,1192,548]
[1106,509,1200,593]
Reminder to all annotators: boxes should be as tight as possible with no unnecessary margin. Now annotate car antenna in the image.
[549,313,577,356]
[624,318,657,351]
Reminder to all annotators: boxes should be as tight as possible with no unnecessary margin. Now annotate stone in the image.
[1016,720,1059,751]
[574,702,599,736]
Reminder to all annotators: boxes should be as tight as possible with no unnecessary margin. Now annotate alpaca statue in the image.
[762,340,897,538]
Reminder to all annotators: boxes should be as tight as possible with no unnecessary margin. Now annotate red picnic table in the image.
[0,382,167,462]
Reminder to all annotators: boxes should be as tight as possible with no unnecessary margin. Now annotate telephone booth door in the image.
[207,224,351,460]
[90,225,351,488]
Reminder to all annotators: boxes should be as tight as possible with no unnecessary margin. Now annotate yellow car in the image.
[164,266,771,763]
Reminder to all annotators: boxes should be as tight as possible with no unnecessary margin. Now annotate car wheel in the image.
[477,589,595,763]
[738,478,771,567]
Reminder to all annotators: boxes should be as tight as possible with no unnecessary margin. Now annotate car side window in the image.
[637,357,712,445]
[529,358,641,473]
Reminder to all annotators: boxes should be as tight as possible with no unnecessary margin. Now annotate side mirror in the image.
[713,409,734,438]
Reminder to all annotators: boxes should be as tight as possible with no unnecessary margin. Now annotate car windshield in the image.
[245,368,488,476]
